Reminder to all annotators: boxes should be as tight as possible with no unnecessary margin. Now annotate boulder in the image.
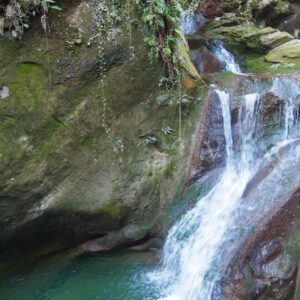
[200,0,223,19]
[260,30,294,49]
[251,0,293,25]
[81,225,149,252]
[261,92,284,120]
[265,39,300,62]
[207,16,295,53]
[190,46,222,75]
[186,34,206,50]
[187,89,228,183]
[277,2,300,38]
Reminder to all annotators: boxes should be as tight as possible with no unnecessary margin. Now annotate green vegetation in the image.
[1,0,202,85]
[244,53,300,74]
[135,0,183,80]
[0,0,61,38]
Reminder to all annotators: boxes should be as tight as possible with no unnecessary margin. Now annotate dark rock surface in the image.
[187,89,227,184]
[190,46,222,75]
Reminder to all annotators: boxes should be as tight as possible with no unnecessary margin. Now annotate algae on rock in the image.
[0,0,204,260]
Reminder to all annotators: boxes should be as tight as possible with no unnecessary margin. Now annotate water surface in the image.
[0,251,159,300]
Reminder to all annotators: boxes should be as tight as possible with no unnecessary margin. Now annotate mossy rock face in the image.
[207,18,292,53]
[176,30,202,81]
[206,14,300,74]
[265,39,300,62]
[0,0,204,260]
[259,30,293,49]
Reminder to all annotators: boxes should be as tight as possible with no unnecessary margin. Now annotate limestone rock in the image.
[265,39,300,62]
[260,30,294,49]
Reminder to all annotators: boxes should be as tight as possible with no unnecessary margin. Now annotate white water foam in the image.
[211,41,241,74]
[271,78,300,139]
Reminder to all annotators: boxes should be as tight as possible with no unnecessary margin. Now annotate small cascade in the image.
[150,78,300,300]
[180,13,206,35]
[284,99,297,139]
[211,40,241,74]
[271,78,300,139]
[239,93,261,168]
[218,90,234,165]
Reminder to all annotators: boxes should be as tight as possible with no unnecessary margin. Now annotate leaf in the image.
[50,5,62,11]
[162,47,172,56]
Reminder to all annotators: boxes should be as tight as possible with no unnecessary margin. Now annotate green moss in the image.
[164,160,175,179]
[214,71,237,83]
[96,201,129,221]
[244,54,300,73]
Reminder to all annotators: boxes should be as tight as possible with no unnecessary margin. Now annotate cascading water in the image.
[211,41,241,74]
[271,78,300,139]
[180,13,205,35]
[150,78,300,300]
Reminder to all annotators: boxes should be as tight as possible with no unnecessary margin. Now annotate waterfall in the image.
[211,41,241,74]
[180,13,205,35]
[218,90,234,165]
[150,79,300,300]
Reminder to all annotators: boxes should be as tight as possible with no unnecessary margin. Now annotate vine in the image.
[135,0,183,83]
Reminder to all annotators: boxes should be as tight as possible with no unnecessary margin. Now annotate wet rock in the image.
[82,224,149,252]
[0,0,202,262]
[190,46,222,75]
[216,140,300,300]
[207,13,242,30]
[130,237,163,252]
[187,90,227,183]
[261,92,284,120]
[186,34,206,50]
